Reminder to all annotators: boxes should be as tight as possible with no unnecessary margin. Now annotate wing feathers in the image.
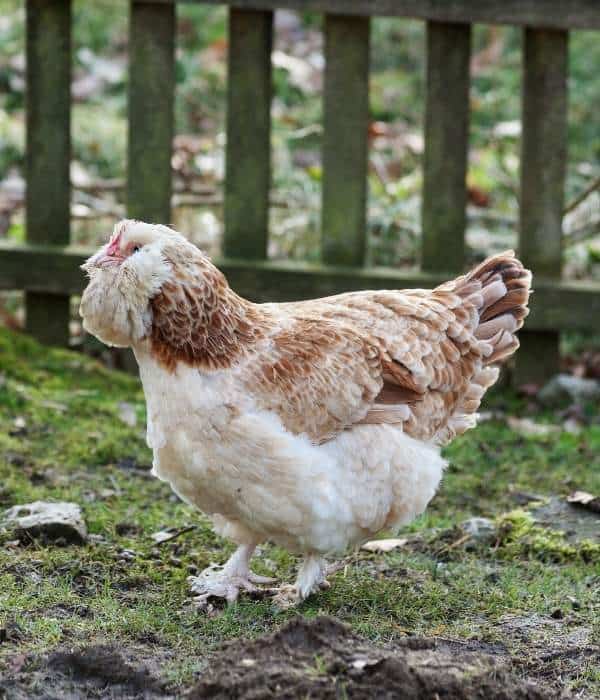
[241,251,530,445]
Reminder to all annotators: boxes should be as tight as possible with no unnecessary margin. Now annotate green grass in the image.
[0,327,599,693]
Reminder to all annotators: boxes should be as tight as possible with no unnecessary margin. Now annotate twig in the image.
[155,525,197,546]
[563,219,600,247]
[564,174,600,215]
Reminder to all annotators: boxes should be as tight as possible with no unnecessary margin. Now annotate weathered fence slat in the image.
[127,1,175,223]
[25,0,71,346]
[322,14,370,267]
[421,20,471,274]
[224,8,273,259]
[516,28,568,385]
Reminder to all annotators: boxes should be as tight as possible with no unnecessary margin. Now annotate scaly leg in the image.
[189,544,275,608]
[272,554,328,609]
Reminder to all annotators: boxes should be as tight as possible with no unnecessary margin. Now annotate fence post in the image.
[224,8,273,259]
[322,14,370,267]
[25,0,71,346]
[127,1,175,223]
[422,21,471,274]
[516,28,568,385]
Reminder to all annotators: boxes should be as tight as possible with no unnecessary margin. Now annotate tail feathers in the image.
[431,251,531,444]
[452,250,532,366]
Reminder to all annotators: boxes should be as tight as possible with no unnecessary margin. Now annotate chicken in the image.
[80,219,531,608]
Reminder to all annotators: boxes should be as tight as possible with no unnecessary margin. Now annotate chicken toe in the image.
[189,544,275,609]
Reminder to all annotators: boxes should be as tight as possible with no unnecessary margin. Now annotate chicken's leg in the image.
[189,544,275,608]
[272,554,328,609]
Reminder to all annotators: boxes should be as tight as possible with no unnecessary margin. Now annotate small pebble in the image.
[116,549,137,562]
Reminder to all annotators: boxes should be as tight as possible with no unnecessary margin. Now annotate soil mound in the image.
[190,616,554,700]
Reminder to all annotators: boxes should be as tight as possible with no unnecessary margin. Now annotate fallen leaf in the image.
[567,491,600,514]
[151,529,175,544]
[151,525,196,545]
[361,538,408,553]
[507,417,559,437]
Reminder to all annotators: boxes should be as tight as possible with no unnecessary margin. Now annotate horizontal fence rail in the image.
[2,0,600,384]
[2,241,600,334]
[145,0,600,31]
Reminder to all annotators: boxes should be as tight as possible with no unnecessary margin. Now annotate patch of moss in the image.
[496,509,600,562]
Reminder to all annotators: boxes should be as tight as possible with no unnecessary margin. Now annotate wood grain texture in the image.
[224,9,273,259]
[25,0,71,346]
[127,1,175,223]
[321,14,370,267]
[143,0,600,31]
[421,21,471,274]
[517,28,568,384]
[2,243,600,335]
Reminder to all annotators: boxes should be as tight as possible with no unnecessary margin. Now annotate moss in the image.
[496,509,600,563]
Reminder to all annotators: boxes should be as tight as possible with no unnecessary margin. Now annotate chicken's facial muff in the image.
[79,220,174,347]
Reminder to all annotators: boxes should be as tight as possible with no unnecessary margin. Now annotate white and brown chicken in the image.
[80,220,531,608]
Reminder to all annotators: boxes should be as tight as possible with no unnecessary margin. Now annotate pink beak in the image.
[96,234,124,267]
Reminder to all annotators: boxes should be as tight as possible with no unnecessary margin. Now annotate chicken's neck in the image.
[146,276,273,373]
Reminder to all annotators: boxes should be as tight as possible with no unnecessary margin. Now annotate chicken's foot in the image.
[189,544,275,609]
[272,555,328,610]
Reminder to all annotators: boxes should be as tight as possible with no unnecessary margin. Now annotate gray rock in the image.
[2,501,87,544]
[460,517,496,544]
[538,374,600,406]
[529,497,599,545]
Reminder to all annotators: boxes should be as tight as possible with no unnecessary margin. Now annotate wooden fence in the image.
[1,0,600,384]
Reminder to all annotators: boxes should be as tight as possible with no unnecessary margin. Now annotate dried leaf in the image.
[567,491,600,514]
[151,525,196,545]
[507,417,559,438]
[361,538,408,553]
[151,529,175,544]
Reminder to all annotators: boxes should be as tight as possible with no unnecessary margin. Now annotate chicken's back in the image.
[267,251,531,445]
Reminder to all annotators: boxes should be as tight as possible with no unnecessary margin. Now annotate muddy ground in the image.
[1,615,597,699]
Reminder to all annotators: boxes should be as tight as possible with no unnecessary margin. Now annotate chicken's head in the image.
[79,220,184,347]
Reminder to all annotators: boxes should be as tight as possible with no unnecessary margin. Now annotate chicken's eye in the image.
[132,245,141,254]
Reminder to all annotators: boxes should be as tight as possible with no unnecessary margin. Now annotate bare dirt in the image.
[0,644,171,700]
[190,617,555,700]
[1,617,590,699]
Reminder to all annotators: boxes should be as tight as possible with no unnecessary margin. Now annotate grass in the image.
[0,326,599,694]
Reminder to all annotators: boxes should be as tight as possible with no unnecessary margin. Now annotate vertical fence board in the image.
[422,21,471,274]
[128,1,175,223]
[25,0,71,345]
[516,28,568,385]
[322,14,370,267]
[224,9,273,259]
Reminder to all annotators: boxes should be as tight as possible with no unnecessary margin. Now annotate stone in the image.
[2,501,87,544]
[460,517,497,544]
[529,497,599,545]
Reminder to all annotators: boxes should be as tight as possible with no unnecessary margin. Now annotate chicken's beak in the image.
[81,246,124,272]
[95,252,124,268]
